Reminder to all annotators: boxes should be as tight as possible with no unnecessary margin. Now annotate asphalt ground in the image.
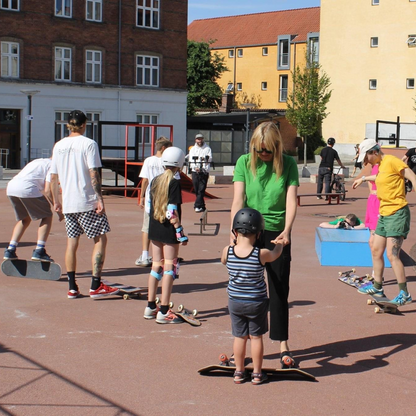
[1,174,416,415]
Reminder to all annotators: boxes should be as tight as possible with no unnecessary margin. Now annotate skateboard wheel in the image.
[375,306,381,313]
[169,301,174,309]
[178,304,184,312]
[155,297,160,304]
[123,294,130,300]
[352,268,356,273]
[192,309,198,316]
[219,354,228,363]
[367,299,373,305]
[283,356,294,366]
[338,272,342,276]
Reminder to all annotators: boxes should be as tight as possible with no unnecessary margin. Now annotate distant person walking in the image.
[50,110,119,299]
[351,144,362,177]
[317,137,345,199]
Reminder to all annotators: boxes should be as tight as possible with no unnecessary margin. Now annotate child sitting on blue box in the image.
[319,213,366,229]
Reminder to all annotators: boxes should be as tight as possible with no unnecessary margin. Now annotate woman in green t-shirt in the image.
[231,122,299,368]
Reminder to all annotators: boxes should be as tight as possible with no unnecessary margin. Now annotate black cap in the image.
[68,110,87,125]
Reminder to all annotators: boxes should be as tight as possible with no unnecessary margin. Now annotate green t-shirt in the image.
[328,217,362,226]
[233,154,299,231]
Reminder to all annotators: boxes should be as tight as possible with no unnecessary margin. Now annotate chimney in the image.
[219,93,234,113]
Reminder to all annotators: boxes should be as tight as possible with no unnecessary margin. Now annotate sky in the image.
[188,0,320,23]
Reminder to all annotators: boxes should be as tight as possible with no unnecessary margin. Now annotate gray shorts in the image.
[141,210,150,233]
[228,298,269,338]
[64,210,111,239]
[8,195,52,221]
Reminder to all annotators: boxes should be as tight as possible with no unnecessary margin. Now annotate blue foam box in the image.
[315,228,391,267]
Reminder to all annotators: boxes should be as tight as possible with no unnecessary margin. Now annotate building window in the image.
[370,37,379,47]
[226,83,234,92]
[237,49,243,58]
[308,34,319,63]
[86,0,102,22]
[407,34,416,47]
[1,0,19,11]
[86,50,102,83]
[237,83,242,91]
[136,114,158,144]
[55,111,98,142]
[55,0,72,17]
[407,78,415,89]
[136,0,160,29]
[372,0,379,5]
[278,36,290,69]
[279,75,288,102]
[1,42,19,78]
[261,82,267,91]
[136,55,159,87]
[262,47,268,56]
[86,112,100,140]
[55,47,71,81]
[228,50,234,58]
[369,79,377,90]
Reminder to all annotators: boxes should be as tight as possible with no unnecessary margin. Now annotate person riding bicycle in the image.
[317,138,346,200]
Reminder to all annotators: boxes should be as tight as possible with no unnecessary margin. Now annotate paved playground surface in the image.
[1,176,416,415]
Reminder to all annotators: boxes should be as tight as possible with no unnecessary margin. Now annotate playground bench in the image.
[297,193,340,206]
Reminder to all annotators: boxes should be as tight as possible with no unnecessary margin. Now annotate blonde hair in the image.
[152,168,175,223]
[156,136,172,151]
[249,122,283,178]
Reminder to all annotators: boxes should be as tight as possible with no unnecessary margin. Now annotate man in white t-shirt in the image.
[50,110,118,300]
[136,137,173,266]
[4,158,61,261]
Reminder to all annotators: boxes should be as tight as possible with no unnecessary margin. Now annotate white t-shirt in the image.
[187,142,212,173]
[7,158,51,198]
[50,135,102,214]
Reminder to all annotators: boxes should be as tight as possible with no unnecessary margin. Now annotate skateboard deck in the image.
[102,280,145,300]
[367,295,399,314]
[175,304,201,326]
[1,259,61,281]
[338,272,373,289]
[198,364,315,381]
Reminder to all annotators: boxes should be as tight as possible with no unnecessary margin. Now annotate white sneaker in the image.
[195,207,203,212]
[135,255,152,267]
[144,305,159,320]
[156,310,183,324]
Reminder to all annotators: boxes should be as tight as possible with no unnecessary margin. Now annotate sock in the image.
[398,283,408,294]
[8,241,18,251]
[374,281,383,290]
[91,276,101,291]
[142,250,149,260]
[160,305,169,315]
[36,240,46,250]
[67,271,77,291]
[148,301,156,309]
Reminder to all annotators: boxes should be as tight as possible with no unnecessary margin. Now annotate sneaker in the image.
[31,248,53,262]
[68,286,81,299]
[144,305,160,320]
[316,196,323,200]
[4,248,17,260]
[357,283,384,297]
[156,310,183,324]
[89,283,120,299]
[194,207,203,212]
[135,255,152,267]
[390,290,412,306]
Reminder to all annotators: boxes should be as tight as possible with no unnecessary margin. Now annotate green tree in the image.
[187,40,228,116]
[286,54,332,166]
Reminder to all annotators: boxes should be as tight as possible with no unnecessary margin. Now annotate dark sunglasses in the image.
[256,148,273,154]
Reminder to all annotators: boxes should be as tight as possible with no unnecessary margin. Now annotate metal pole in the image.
[245,108,250,154]
[27,94,32,163]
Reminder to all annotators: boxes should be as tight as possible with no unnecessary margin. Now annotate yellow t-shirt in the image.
[375,155,408,216]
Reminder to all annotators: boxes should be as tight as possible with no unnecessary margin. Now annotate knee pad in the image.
[164,258,180,280]
[150,262,163,281]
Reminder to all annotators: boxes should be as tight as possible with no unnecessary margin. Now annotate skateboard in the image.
[175,304,201,326]
[102,280,145,300]
[338,269,373,289]
[198,354,315,381]
[367,295,399,314]
[1,259,61,281]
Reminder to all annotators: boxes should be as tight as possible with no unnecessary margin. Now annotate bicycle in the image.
[330,167,346,201]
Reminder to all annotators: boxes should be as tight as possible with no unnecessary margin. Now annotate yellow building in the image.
[320,0,416,145]
[188,8,320,110]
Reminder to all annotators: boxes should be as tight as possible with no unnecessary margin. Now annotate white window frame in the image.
[308,34,319,63]
[55,0,72,18]
[407,78,415,89]
[279,75,288,102]
[54,111,71,141]
[372,0,379,5]
[55,47,72,82]
[261,82,268,91]
[236,83,242,91]
[1,0,19,11]
[136,55,159,87]
[237,49,243,58]
[369,79,377,90]
[278,36,290,69]
[86,0,102,22]
[370,37,379,48]
[86,112,100,140]
[136,0,160,29]
[262,47,268,56]
[407,35,416,47]
[228,50,234,58]
[86,50,102,84]
[1,41,19,78]
[136,114,159,144]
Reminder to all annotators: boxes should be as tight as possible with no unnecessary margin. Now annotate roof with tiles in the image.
[188,7,320,48]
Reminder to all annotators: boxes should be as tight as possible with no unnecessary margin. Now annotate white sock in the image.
[142,251,149,260]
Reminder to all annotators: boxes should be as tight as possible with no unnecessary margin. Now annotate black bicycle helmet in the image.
[232,208,265,234]
[327,137,336,145]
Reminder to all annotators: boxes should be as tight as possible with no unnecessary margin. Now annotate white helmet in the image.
[162,147,185,168]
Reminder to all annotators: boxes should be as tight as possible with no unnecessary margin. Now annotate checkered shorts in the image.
[64,210,111,239]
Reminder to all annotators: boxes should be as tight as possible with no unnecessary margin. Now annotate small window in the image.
[86,0,102,22]
[279,75,288,102]
[370,37,378,47]
[1,41,19,78]
[369,79,377,90]
[228,50,234,58]
[136,55,159,87]
[237,83,242,91]
[55,47,72,81]
[1,0,19,11]
[55,0,72,18]
[86,50,102,83]
[261,82,267,91]
[136,0,160,29]
[407,78,415,89]
[262,47,268,56]
[237,49,243,58]
[372,0,379,5]
[407,35,416,47]
[226,83,233,92]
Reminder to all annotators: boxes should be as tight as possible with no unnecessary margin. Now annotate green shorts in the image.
[375,205,410,239]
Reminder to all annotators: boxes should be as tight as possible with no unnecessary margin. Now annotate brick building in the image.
[0,0,188,168]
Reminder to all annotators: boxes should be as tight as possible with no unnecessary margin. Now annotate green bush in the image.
[314,146,324,155]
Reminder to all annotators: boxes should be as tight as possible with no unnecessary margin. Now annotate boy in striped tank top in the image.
[222,208,286,385]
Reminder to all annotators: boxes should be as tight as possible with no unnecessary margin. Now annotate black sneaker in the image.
[4,248,17,260]
[31,248,54,262]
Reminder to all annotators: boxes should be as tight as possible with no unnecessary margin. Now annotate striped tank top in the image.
[226,246,267,301]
